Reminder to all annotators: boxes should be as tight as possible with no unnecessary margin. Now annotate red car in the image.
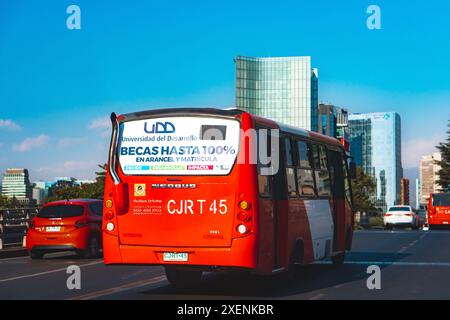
[26,199,103,259]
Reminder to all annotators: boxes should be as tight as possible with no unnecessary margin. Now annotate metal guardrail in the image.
[0,207,39,250]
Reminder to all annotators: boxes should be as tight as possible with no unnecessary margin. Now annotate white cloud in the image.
[89,116,110,137]
[402,136,443,169]
[0,119,21,131]
[36,160,98,180]
[57,137,86,148]
[13,134,50,152]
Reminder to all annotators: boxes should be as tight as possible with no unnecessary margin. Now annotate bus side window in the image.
[296,140,316,197]
[314,145,332,197]
[342,157,352,204]
[284,137,297,197]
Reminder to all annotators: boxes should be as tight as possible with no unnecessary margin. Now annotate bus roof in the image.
[117,107,343,148]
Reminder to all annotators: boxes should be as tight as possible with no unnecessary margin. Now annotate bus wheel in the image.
[332,252,345,265]
[165,267,202,288]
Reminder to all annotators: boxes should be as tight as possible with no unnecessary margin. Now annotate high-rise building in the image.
[415,178,421,209]
[318,104,336,137]
[348,117,374,176]
[318,104,350,152]
[235,56,318,131]
[32,187,45,205]
[349,112,403,211]
[400,177,410,205]
[1,168,33,204]
[419,152,442,207]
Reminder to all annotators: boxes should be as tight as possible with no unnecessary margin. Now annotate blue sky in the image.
[0,0,449,184]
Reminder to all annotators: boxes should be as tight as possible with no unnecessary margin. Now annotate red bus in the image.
[102,108,355,286]
[428,193,450,229]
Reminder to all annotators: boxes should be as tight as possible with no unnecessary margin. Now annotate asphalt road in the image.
[1,229,450,300]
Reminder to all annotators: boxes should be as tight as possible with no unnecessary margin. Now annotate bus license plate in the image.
[46,226,61,232]
[163,252,188,262]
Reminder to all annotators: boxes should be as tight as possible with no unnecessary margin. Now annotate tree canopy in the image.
[436,120,450,192]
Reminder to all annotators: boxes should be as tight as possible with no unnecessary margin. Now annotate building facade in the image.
[419,152,442,207]
[349,112,403,211]
[400,177,410,205]
[415,178,421,209]
[318,104,336,137]
[318,104,350,152]
[235,56,318,131]
[1,168,33,204]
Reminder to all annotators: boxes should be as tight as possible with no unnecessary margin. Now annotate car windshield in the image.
[388,206,411,212]
[38,205,84,218]
[432,193,450,207]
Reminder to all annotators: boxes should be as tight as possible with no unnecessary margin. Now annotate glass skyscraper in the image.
[349,112,403,211]
[235,56,318,131]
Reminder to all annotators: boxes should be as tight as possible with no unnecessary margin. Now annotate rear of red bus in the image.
[428,193,450,229]
[102,109,260,278]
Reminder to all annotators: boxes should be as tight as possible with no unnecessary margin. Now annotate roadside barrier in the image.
[0,208,38,250]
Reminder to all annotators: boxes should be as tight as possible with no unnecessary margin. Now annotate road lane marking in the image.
[68,275,168,300]
[308,293,325,300]
[0,260,103,283]
[314,260,450,267]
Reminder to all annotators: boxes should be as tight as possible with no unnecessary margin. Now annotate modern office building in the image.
[400,177,410,205]
[415,178,421,209]
[235,56,319,131]
[318,104,336,137]
[1,168,33,204]
[349,112,403,211]
[32,187,45,205]
[419,152,442,207]
[318,103,350,152]
[348,117,374,176]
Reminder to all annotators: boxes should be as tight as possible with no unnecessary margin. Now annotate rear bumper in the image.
[384,217,414,225]
[30,245,77,252]
[428,216,450,225]
[103,232,257,270]
[26,228,90,252]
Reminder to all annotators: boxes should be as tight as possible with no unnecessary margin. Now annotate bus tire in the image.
[332,252,345,265]
[286,240,303,281]
[165,267,202,288]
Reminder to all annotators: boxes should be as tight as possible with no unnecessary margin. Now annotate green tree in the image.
[0,195,11,208]
[44,164,106,203]
[436,120,450,192]
[351,167,377,214]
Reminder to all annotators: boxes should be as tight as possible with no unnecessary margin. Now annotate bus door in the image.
[256,127,281,271]
[327,149,346,252]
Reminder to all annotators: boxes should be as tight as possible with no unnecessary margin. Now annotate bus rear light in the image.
[237,212,251,222]
[239,201,251,210]
[106,210,114,220]
[106,222,115,232]
[237,224,249,234]
[105,199,113,208]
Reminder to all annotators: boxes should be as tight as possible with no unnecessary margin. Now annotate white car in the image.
[384,205,419,230]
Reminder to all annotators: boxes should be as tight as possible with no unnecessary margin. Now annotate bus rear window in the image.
[432,193,450,207]
[38,205,84,218]
[118,116,240,175]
